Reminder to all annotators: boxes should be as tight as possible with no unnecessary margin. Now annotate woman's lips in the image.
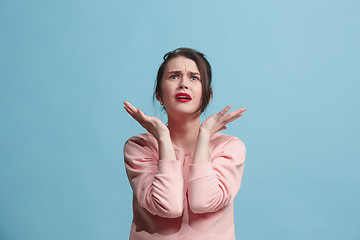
[176,98,191,102]
[175,93,192,102]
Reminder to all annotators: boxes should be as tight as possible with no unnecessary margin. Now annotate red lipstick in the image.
[175,93,192,102]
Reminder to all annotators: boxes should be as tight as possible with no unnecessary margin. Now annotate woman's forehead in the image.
[165,56,199,73]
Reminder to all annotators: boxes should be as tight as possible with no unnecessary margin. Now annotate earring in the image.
[160,102,164,105]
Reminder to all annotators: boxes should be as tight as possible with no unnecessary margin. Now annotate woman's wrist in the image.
[157,132,177,161]
[198,128,212,140]
[193,129,211,164]
[157,131,172,145]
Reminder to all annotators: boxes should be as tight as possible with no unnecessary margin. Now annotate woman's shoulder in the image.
[211,132,244,144]
[210,132,246,152]
[124,133,158,151]
[125,132,155,142]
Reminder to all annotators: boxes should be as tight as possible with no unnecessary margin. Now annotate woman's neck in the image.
[167,114,200,151]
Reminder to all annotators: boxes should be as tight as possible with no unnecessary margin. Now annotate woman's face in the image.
[158,56,203,117]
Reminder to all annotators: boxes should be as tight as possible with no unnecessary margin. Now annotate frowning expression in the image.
[157,56,203,116]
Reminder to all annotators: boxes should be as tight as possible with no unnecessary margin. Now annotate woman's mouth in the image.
[175,93,192,102]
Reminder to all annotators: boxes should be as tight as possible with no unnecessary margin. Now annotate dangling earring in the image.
[160,101,164,105]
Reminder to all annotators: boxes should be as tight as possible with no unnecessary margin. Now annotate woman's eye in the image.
[191,76,199,80]
[170,75,179,79]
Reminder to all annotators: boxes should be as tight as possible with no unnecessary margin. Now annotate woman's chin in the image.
[167,108,198,118]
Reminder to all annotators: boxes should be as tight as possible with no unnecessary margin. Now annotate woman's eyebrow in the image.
[167,70,200,75]
[168,70,183,75]
[189,71,200,75]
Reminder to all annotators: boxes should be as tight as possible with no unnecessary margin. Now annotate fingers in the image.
[221,107,247,125]
[218,126,227,131]
[216,105,231,119]
[124,101,137,115]
[231,108,247,117]
[137,109,149,122]
[124,106,136,119]
[124,101,147,122]
[123,101,169,138]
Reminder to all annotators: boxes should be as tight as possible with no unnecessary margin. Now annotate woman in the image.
[123,48,247,240]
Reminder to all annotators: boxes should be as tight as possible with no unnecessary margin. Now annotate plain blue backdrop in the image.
[1,0,359,239]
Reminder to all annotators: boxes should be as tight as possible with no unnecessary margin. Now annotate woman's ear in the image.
[208,88,213,103]
[156,92,163,105]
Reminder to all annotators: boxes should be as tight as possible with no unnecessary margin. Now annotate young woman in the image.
[123,48,247,240]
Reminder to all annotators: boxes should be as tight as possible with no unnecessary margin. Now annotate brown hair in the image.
[154,47,212,116]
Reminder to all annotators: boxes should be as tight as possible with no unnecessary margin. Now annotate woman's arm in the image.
[188,137,246,213]
[123,102,183,218]
[192,105,246,164]
[124,101,176,161]
[189,106,247,213]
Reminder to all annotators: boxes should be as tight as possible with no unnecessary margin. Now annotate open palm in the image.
[200,105,247,137]
[123,101,169,140]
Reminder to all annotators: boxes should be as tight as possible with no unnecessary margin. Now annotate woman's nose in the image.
[178,77,189,89]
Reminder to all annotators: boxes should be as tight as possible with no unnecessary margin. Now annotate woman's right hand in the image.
[124,101,170,141]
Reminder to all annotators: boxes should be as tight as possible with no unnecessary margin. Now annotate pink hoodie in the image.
[124,132,246,240]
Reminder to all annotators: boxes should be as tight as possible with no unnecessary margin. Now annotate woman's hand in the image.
[124,101,170,141]
[199,105,247,138]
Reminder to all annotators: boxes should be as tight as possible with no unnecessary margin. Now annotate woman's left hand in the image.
[199,106,247,138]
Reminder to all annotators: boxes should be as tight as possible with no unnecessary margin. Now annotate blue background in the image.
[1,0,359,239]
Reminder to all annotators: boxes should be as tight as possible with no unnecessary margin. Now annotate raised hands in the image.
[199,105,247,138]
[124,101,246,142]
[124,101,170,141]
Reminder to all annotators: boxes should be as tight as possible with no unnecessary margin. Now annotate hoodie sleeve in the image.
[124,134,184,218]
[187,137,246,214]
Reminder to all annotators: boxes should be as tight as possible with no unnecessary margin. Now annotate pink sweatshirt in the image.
[123,132,246,240]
